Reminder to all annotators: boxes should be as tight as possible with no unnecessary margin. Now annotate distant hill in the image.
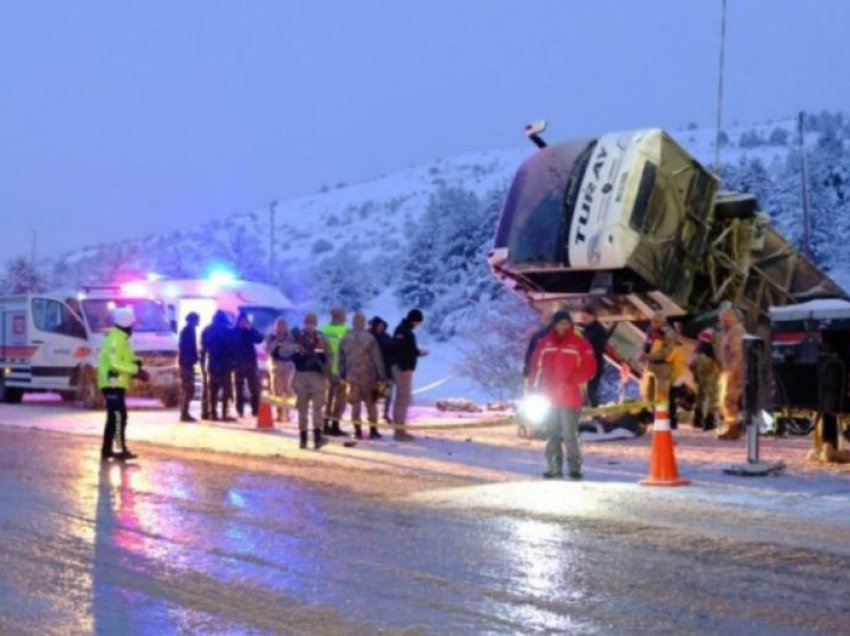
[29,111,850,398]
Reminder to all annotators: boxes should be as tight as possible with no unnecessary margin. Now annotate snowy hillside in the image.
[33,112,850,400]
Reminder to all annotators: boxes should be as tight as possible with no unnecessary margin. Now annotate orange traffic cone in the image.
[257,399,275,430]
[639,404,690,487]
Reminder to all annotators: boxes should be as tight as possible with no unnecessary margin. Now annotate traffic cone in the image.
[639,403,690,487]
[257,399,274,430]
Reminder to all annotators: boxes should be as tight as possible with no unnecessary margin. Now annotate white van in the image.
[122,277,297,374]
[0,289,180,408]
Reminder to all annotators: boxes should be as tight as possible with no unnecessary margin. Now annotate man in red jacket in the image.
[529,310,598,479]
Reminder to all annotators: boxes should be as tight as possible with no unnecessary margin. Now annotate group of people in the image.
[642,303,746,441]
[522,302,748,480]
[176,306,428,451]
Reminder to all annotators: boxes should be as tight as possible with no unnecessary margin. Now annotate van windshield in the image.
[83,299,171,333]
[239,306,290,335]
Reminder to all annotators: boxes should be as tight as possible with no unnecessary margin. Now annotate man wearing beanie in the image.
[528,310,597,479]
[391,309,428,441]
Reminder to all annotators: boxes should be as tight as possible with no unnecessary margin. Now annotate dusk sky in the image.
[2,0,848,260]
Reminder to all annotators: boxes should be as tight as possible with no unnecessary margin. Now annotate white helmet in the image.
[113,307,136,329]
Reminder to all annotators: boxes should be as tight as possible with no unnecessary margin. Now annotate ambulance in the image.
[0,288,180,408]
[123,274,297,375]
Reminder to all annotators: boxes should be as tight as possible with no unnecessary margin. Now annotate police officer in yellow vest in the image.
[320,307,350,436]
[98,307,149,461]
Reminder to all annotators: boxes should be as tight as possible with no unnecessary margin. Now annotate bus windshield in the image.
[495,140,595,266]
[83,299,172,333]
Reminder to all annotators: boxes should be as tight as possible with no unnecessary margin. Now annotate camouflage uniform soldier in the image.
[320,307,350,436]
[339,313,386,440]
[265,318,296,423]
[689,328,720,431]
[641,312,678,403]
[717,304,745,440]
[291,314,330,450]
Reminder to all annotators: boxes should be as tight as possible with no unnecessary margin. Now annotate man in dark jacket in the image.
[579,305,609,407]
[369,316,394,423]
[178,312,200,422]
[391,309,428,441]
[292,313,330,449]
[523,322,550,382]
[231,312,263,418]
[201,310,236,422]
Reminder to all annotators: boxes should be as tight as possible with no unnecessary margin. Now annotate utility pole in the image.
[714,0,728,176]
[269,200,278,278]
[799,112,812,260]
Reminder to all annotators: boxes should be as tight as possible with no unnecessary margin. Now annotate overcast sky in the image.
[1,0,848,260]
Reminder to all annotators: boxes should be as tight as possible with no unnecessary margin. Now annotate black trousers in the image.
[234,367,260,416]
[209,369,233,417]
[180,366,195,415]
[102,388,128,453]
[586,364,604,408]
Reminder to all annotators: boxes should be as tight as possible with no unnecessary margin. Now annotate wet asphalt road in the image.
[1,427,850,635]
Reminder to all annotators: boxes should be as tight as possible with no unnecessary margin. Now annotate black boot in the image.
[369,426,382,440]
[354,424,363,440]
[116,448,138,460]
[693,407,703,429]
[299,430,308,449]
[703,413,716,431]
[323,418,332,435]
[314,429,327,450]
[330,419,348,437]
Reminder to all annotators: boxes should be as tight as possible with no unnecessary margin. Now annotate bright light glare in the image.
[208,269,236,285]
[121,282,148,297]
[146,272,163,281]
[758,409,774,434]
[162,283,180,298]
[520,394,551,424]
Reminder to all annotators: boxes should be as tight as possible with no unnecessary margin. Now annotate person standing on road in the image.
[578,305,609,407]
[292,313,330,449]
[231,312,263,419]
[717,304,745,440]
[98,307,149,461]
[528,310,597,479]
[178,312,200,422]
[391,309,428,442]
[368,316,395,423]
[641,312,678,405]
[321,307,350,436]
[522,309,552,383]
[340,312,386,440]
[201,311,236,422]
[265,317,296,423]
[689,328,720,431]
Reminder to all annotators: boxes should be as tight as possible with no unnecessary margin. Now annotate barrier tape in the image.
[251,398,654,434]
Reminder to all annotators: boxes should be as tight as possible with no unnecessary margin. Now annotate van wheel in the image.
[81,372,104,410]
[159,387,181,408]
[0,380,24,404]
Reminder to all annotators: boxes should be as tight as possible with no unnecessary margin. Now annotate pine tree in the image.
[0,257,48,293]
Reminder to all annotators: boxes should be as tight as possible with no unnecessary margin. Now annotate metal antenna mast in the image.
[714,0,728,176]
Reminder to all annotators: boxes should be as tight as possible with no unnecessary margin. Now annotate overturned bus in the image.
[488,126,848,367]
